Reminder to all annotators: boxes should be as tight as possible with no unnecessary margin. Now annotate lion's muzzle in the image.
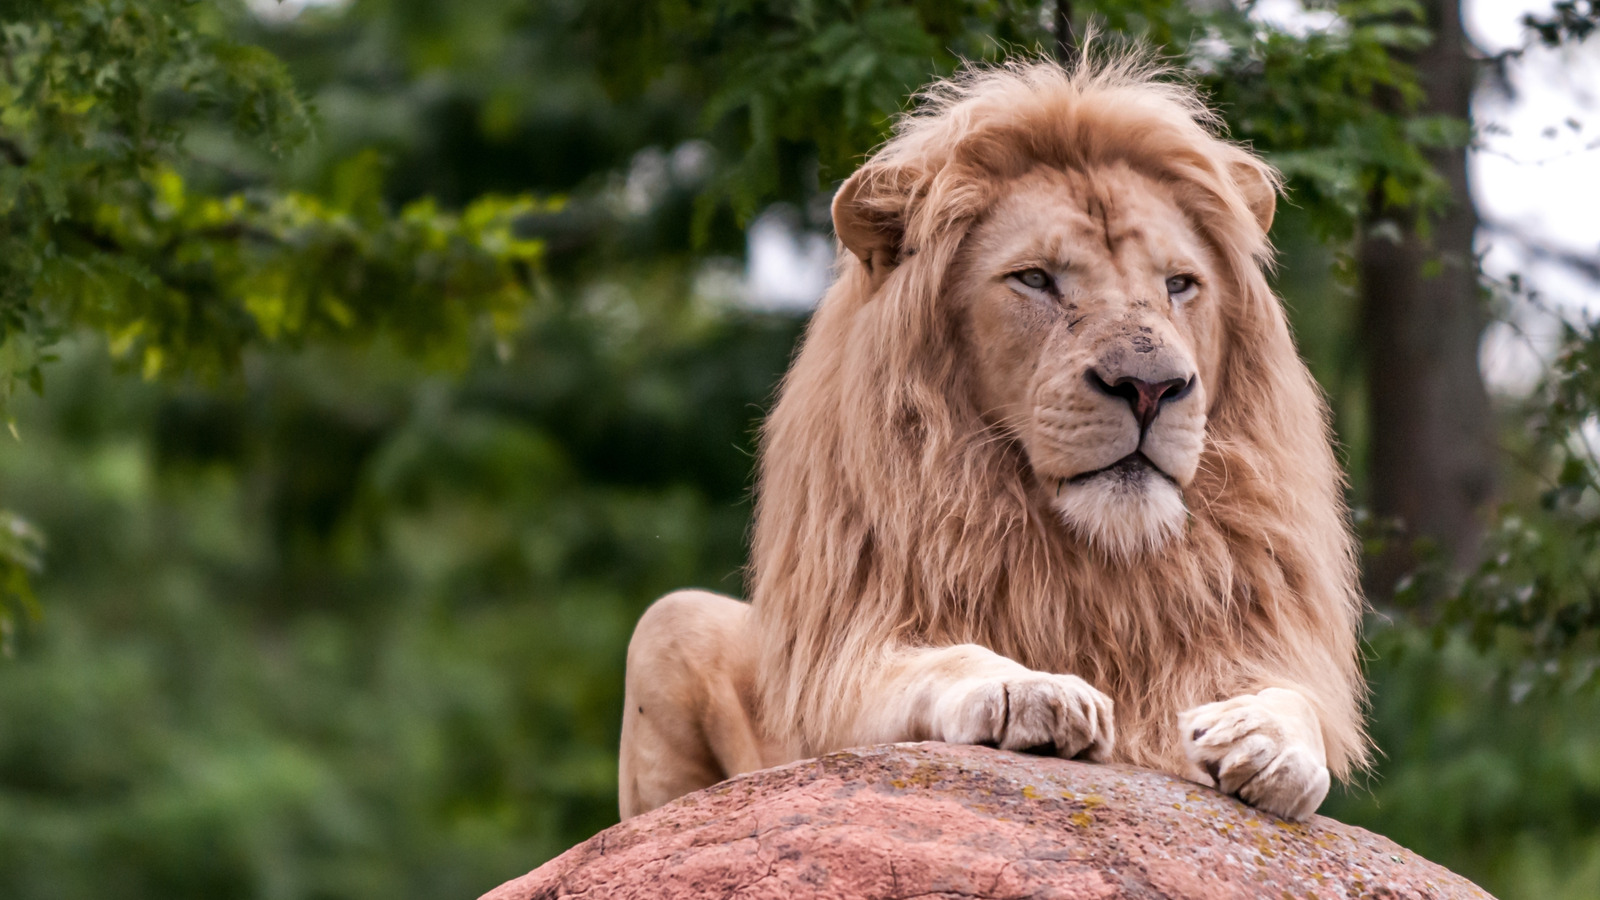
[1028,339,1207,557]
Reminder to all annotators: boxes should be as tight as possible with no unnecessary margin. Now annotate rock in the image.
[484,742,1493,900]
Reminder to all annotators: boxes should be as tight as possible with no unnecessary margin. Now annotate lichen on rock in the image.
[484,742,1493,900]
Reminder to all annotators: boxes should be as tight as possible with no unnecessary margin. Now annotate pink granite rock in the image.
[485,742,1493,900]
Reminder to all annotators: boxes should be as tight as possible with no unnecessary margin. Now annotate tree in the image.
[0,0,549,642]
[1431,0,1600,695]
[1358,0,1496,591]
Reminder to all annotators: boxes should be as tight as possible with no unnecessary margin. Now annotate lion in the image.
[618,55,1368,824]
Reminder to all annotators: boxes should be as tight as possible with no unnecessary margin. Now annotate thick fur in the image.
[751,56,1366,777]
[619,54,1368,821]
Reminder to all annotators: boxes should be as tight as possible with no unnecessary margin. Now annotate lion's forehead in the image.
[975,168,1210,282]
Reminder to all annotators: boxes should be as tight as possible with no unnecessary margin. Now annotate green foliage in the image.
[0,0,558,636]
[573,0,1449,243]
[1429,308,1600,695]
[2,0,305,390]
[1326,624,1600,900]
[72,162,547,376]
[1194,0,1459,236]
[0,302,802,897]
[582,0,1027,228]
[0,508,43,657]
[0,1,545,393]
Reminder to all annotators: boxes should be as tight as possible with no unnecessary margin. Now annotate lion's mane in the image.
[747,56,1368,779]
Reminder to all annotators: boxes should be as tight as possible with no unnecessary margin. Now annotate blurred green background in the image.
[2,1,1599,898]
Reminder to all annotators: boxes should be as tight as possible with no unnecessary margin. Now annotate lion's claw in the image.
[1179,688,1329,822]
[934,672,1115,761]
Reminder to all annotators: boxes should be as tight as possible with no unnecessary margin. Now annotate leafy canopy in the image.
[0,0,554,638]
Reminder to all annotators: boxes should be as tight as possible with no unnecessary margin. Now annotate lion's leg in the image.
[618,590,776,819]
[1178,687,1331,822]
[834,643,1116,762]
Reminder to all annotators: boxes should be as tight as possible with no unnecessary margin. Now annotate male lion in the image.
[619,57,1367,823]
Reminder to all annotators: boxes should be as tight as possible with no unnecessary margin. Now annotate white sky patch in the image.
[745,207,835,312]
[1473,42,1600,263]
[247,0,347,23]
[623,148,672,217]
[1468,0,1600,390]
[1245,0,1342,35]
[1466,0,1565,50]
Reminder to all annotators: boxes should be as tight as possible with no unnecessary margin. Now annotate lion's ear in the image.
[832,165,910,276]
[1229,157,1279,234]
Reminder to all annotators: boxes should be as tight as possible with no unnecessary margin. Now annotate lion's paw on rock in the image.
[1179,687,1330,822]
[934,672,1114,761]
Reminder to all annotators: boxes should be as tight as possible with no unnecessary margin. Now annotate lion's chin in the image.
[1050,460,1187,561]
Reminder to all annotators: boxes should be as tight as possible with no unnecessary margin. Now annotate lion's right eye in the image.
[1013,269,1054,292]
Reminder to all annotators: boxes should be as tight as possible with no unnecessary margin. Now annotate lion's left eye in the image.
[1013,268,1054,292]
[1166,274,1199,300]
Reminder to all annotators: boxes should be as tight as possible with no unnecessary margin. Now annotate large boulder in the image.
[486,742,1493,900]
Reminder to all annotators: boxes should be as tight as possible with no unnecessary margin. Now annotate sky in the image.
[1467,0,1600,274]
[1464,0,1600,387]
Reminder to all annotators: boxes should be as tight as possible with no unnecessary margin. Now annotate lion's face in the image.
[949,165,1224,558]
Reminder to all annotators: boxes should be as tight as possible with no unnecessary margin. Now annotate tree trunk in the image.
[1054,0,1076,65]
[1359,0,1495,594]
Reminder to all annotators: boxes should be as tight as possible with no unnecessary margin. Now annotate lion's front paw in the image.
[1178,688,1330,822]
[933,672,1114,761]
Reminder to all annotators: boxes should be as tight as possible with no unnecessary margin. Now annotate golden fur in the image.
[618,54,1367,822]
[752,55,1365,776]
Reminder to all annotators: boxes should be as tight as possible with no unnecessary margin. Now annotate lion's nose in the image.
[1087,370,1195,432]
